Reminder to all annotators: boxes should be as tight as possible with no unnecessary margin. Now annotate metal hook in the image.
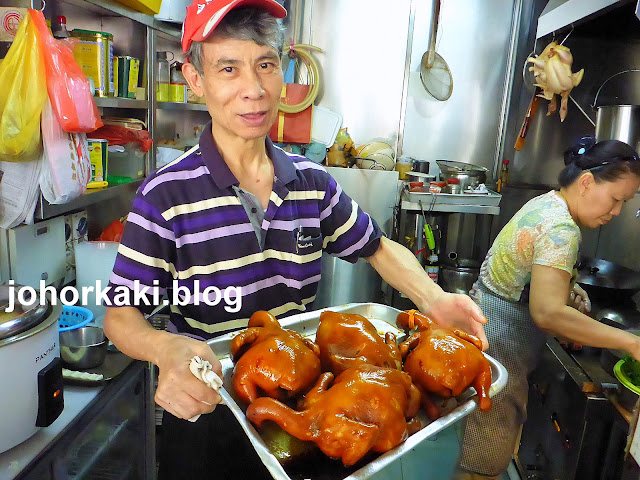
[39,0,46,11]
[559,27,574,45]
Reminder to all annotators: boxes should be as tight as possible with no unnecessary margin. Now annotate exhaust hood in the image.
[536,0,628,38]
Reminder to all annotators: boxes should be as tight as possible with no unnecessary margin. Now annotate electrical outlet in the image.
[70,211,88,242]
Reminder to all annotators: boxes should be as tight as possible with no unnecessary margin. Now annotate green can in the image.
[116,56,140,98]
[87,139,108,182]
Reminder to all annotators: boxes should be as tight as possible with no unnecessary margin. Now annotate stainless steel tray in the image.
[206,303,508,480]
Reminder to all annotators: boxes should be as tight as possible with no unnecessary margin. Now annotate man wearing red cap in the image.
[103,1,489,478]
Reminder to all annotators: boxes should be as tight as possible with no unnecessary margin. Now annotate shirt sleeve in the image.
[105,190,176,315]
[532,221,580,274]
[318,173,383,263]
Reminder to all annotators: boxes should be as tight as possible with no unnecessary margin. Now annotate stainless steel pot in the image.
[595,105,640,153]
[594,70,640,152]
[436,160,487,191]
[412,159,431,173]
[439,260,480,294]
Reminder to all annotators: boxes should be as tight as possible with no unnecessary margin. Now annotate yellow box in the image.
[113,0,162,15]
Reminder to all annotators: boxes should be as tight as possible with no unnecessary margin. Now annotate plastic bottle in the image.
[156,52,171,102]
[497,160,510,193]
[426,254,439,283]
[53,15,69,39]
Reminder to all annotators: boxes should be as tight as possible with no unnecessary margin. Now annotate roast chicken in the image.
[231,310,321,404]
[246,364,422,466]
[396,310,492,420]
[314,311,402,375]
[527,41,584,122]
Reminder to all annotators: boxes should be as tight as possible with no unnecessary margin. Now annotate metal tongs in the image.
[418,200,436,251]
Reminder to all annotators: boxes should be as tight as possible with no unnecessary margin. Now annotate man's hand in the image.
[420,291,489,350]
[154,335,223,420]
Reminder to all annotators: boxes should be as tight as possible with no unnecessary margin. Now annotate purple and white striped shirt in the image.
[106,126,382,338]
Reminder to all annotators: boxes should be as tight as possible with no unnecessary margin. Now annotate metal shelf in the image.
[157,102,209,111]
[94,97,149,109]
[401,191,502,215]
[36,180,143,220]
[401,200,500,215]
[61,0,181,38]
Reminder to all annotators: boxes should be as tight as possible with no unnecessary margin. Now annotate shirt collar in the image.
[198,124,297,189]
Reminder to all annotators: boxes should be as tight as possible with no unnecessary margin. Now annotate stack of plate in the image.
[355,141,395,171]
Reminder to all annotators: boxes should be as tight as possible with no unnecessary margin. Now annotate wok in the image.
[576,258,640,306]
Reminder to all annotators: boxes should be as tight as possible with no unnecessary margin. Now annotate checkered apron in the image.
[458,280,546,476]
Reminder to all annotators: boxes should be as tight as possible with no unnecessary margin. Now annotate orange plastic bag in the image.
[0,11,47,161]
[30,9,102,133]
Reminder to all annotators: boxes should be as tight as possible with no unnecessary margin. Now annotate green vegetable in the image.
[620,355,640,387]
[258,421,318,464]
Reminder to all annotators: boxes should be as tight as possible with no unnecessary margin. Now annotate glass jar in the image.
[156,52,171,102]
[395,156,413,180]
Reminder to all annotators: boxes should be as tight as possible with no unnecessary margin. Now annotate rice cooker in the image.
[0,285,64,454]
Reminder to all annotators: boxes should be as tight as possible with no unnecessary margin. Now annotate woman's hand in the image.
[625,333,640,362]
[569,283,591,313]
[154,335,223,420]
[421,291,489,350]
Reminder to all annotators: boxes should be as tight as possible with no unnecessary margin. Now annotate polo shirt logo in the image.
[296,227,318,253]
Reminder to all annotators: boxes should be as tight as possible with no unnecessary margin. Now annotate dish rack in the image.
[58,305,93,332]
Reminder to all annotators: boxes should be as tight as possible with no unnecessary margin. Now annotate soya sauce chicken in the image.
[314,310,402,374]
[397,310,492,420]
[247,364,422,466]
[231,310,321,404]
[233,309,492,467]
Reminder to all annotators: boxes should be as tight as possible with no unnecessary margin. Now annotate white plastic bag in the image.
[39,99,91,204]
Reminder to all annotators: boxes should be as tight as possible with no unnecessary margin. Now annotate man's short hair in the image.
[186,7,285,76]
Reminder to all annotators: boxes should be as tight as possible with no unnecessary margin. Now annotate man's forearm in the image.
[366,236,443,311]
[103,306,174,366]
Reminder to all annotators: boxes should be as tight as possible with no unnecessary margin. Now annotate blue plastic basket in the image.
[58,306,93,332]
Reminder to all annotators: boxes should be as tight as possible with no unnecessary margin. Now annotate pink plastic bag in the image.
[30,9,103,133]
[40,98,91,204]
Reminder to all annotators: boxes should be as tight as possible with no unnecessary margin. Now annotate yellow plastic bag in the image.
[0,10,47,162]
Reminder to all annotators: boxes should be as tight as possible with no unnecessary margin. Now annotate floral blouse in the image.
[479,191,581,302]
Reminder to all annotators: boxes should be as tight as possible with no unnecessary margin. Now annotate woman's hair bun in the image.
[564,135,596,166]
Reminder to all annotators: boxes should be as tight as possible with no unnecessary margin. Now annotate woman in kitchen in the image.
[455,137,640,480]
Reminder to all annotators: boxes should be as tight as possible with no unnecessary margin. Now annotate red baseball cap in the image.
[182,0,287,54]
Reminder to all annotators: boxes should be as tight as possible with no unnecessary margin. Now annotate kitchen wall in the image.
[501,1,640,270]
[293,0,521,175]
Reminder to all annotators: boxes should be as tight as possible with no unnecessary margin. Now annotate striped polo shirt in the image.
[106,126,382,339]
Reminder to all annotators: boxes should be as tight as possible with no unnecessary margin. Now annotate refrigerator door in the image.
[313,168,399,309]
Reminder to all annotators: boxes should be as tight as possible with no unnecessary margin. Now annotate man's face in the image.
[184,36,283,141]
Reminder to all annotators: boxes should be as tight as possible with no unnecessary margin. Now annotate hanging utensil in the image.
[420,0,453,101]
[418,200,436,251]
[514,87,541,151]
